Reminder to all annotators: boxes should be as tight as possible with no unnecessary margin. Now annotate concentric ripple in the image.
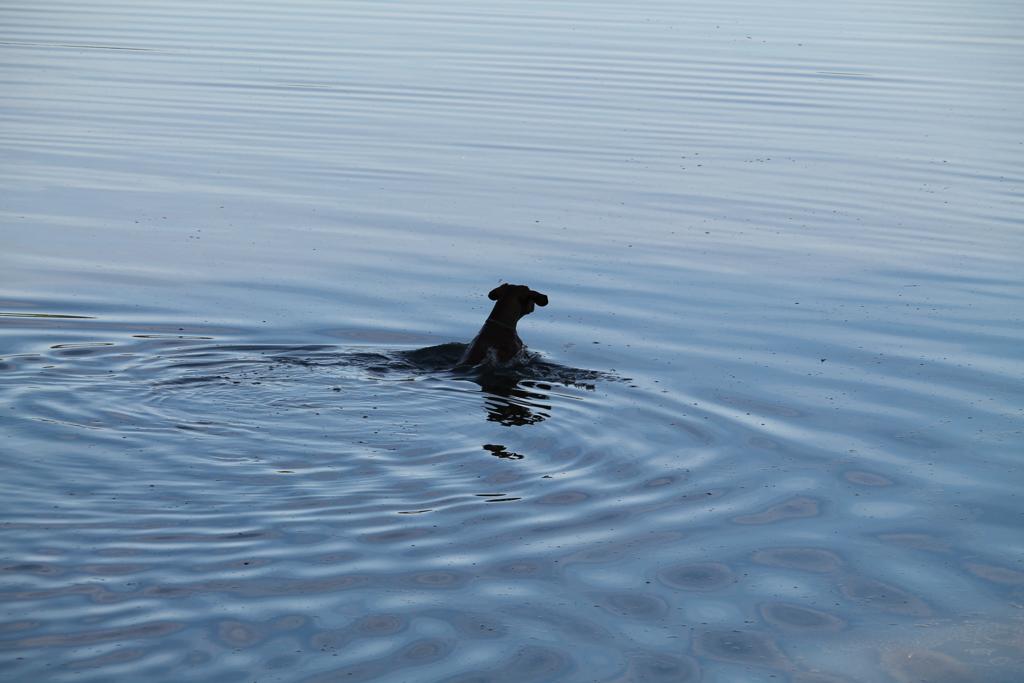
[2,0,1023,680]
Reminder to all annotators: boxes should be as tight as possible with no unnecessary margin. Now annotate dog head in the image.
[488,283,548,318]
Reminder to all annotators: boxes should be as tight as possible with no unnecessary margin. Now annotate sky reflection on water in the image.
[2,0,1023,681]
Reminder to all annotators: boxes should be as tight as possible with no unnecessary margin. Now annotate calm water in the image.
[2,0,1023,681]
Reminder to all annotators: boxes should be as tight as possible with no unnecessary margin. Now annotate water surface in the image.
[2,0,1023,681]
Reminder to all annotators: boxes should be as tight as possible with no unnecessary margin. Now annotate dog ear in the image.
[488,284,510,300]
[531,291,548,307]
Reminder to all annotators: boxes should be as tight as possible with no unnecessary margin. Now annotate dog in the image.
[459,283,548,366]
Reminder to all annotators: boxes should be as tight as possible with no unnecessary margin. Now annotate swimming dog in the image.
[459,283,548,366]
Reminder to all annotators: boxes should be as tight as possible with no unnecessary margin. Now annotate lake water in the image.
[2,0,1022,681]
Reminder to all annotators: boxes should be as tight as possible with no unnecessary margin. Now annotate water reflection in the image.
[482,443,525,459]
[479,378,550,426]
[2,0,1021,676]
[401,342,612,426]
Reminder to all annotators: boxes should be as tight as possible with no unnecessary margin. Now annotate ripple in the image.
[493,645,574,681]
[62,648,147,671]
[354,614,406,636]
[962,562,1024,586]
[535,490,592,506]
[618,652,700,681]
[426,609,507,639]
[1,0,1021,679]
[760,602,846,631]
[215,620,265,648]
[694,629,790,669]
[877,533,952,553]
[752,547,843,573]
[733,496,822,524]
[842,470,895,487]
[1,621,185,649]
[657,562,735,591]
[591,591,669,620]
[838,575,931,616]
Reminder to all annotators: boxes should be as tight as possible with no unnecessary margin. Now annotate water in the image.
[2,0,1022,680]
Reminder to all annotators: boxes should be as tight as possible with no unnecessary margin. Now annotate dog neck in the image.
[484,317,518,332]
[484,299,524,332]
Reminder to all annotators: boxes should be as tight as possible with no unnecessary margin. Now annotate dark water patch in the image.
[615,652,700,682]
[49,341,114,349]
[0,311,95,319]
[265,654,301,670]
[156,375,231,387]
[0,620,185,649]
[494,645,575,682]
[425,609,507,639]
[437,645,574,683]
[360,526,435,544]
[272,614,309,631]
[838,574,931,616]
[398,570,468,589]
[300,659,388,683]
[5,582,134,605]
[733,496,822,524]
[642,474,683,488]
[591,591,669,620]
[130,530,277,544]
[310,551,360,565]
[752,547,843,573]
[310,628,350,652]
[671,418,717,445]
[877,533,952,553]
[748,434,783,450]
[397,637,454,664]
[51,343,116,357]
[62,647,147,671]
[791,673,856,683]
[132,334,214,340]
[658,562,735,591]
[677,487,730,504]
[842,469,895,486]
[140,573,376,599]
[476,494,523,504]
[355,614,406,636]
[505,603,616,646]
[79,562,149,576]
[142,585,199,599]
[535,489,591,506]
[558,544,628,566]
[963,562,1024,586]
[215,619,266,648]
[2,562,64,576]
[0,621,41,636]
[694,629,790,669]
[490,559,552,578]
[760,602,846,632]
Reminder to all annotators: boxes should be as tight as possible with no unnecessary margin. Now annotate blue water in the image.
[2,0,1023,681]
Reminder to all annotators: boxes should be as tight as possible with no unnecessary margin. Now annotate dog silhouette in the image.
[459,283,548,366]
